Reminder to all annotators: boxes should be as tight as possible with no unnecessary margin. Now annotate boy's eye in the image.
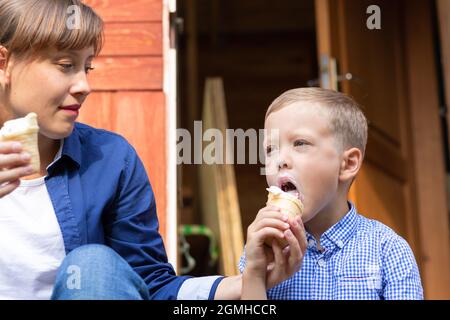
[294,139,309,147]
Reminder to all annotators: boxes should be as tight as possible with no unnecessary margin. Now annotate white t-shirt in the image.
[0,141,65,300]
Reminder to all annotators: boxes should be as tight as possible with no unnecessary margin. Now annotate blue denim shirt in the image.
[45,122,221,299]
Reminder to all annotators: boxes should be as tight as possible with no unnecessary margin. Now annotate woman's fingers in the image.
[0,152,31,169]
[0,179,20,198]
[0,142,22,154]
[0,165,34,184]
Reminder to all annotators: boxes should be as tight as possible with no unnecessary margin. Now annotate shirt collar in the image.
[47,123,82,174]
[306,201,358,251]
[45,139,64,171]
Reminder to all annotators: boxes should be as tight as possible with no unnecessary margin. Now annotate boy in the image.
[241,88,423,300]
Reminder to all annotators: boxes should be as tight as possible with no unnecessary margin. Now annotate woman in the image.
[0,0,302,300]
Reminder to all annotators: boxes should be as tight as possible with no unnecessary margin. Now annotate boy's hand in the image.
[244,205,290,277]
[242,205,307,299]
[266,215,307,289]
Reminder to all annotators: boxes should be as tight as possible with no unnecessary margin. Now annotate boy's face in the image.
[0,46,94,139]
[264,102,343,223]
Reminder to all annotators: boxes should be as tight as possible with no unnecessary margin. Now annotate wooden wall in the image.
[80,0,168,239]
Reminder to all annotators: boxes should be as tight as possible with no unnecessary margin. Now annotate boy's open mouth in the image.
[277,175,301,200]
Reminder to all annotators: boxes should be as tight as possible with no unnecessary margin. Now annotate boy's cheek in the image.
[264,163,279,183]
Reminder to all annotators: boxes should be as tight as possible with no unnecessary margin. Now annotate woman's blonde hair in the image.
[0,0,104,61]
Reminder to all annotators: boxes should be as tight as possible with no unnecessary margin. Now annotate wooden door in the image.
[315,0,450,298]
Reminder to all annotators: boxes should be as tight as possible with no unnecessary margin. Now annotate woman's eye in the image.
[58,63,94,74]
[59,63,74,70]
[266,146,273,154]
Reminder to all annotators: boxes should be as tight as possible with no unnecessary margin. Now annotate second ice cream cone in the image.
[264,186,304,248]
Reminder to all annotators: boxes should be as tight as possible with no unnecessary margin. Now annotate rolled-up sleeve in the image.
[177,276,225,300]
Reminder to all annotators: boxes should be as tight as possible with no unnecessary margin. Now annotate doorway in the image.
[176,0,318,276]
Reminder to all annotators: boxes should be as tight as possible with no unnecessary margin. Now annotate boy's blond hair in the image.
[0,0,104,62]
[265,87,368,156]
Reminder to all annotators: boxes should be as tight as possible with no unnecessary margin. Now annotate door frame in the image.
[404,0,450,299]
[315,0,450,298]
[163,0,178,269]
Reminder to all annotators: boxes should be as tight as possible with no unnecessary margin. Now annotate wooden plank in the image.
[404,0,450,299]
[199,78,244,276]
[85,0,162,22]
[102,22,162,56]
[89,56,163,90]
[185,0,199,130]
[78,91,167,240]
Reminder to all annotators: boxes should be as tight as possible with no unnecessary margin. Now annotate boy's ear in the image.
[338,147,363,183]
[0,46,12,86]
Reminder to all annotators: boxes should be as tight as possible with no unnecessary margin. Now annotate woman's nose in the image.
[71,72,91,97]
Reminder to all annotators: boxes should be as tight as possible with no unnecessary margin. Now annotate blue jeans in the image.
[51,244,150,300]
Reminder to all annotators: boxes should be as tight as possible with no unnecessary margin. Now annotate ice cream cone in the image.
[264,186,304,248]
[0,113,40,173]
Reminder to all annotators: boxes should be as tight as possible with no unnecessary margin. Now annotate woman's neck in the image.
[21,133,60,180]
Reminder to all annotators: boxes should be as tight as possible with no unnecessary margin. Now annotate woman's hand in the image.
[0,141,33,198]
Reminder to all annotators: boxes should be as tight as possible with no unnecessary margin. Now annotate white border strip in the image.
[163,0,178,269]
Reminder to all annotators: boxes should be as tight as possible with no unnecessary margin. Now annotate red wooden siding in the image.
[80,0,167,238]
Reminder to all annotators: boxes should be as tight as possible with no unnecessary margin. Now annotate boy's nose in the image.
[277,154,292,170]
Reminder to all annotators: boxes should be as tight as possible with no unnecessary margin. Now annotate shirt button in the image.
[308,239,315,248]
[317,259,326,267]
[336,240,344,248]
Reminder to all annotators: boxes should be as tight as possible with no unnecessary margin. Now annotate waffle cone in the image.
[0,113,40,174]
[264,187,304,248]
[5,133,40,173]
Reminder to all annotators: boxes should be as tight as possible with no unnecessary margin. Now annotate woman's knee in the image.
[52,244,149,300]
[62,244,121,268]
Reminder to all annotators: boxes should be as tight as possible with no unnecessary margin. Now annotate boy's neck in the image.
[304,194,350,247]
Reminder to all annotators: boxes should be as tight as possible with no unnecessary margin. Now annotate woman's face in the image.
[1,46,94,139]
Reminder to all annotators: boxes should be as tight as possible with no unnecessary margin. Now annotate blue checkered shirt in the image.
[239,202,424,299]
